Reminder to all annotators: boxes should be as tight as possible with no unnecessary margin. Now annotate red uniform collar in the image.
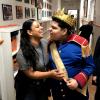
[66,34,88,46]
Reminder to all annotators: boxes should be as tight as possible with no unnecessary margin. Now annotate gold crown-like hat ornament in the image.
[53,8,75,27]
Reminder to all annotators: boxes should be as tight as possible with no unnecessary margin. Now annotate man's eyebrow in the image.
[51,25,57,29]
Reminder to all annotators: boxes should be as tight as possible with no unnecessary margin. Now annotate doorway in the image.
[67,9,79,33]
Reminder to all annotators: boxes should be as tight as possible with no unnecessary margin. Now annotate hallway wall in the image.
[0,0,36,26]
[61,0,80,13]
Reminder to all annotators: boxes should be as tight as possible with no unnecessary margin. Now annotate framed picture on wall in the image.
[47,0,52,3]
[37,0,43,9]
[84,0,88,17]
[16,0,22,1]
[37,9,42,19]
[42,10,44,17]
[16,6,23,19]
[47,3,49,9]
[31,0,35,5]
[31,8,35,18]
[25,7,30,18]
[2,4,13,21]
[24,0,30,3]
[45,10,46,17]
[45,2,46,8]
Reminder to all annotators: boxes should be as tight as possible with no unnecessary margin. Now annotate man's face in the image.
[49,21,66,41]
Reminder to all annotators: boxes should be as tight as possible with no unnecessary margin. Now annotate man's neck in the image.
[59,34,68,43]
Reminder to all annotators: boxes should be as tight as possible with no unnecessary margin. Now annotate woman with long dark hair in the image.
[15,19,64,100]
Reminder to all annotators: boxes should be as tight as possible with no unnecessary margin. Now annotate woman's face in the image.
[49,21,67,41]
[29,21,43,39]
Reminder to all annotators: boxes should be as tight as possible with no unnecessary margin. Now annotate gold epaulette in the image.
[67,34,91,57]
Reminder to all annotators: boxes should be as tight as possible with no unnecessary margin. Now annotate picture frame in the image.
[37,9,42,20]
[49,11,52,17]
[16,0,22,1]
[47,11,49,17]
[37,0,43,9]
[16,6,23,19]
[24,0,30,3]
[47,0,52,3]
[2,4,13,21]
[45,2,46,8]
[45,11,46,17]
[31,8,35,18]
[31,0,35,5]
[84,0,88,17]
[25,7,30,18]
[42,10,44,17]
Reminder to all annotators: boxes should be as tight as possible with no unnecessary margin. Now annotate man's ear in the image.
[27,30,32,36]
[62,28,67,35]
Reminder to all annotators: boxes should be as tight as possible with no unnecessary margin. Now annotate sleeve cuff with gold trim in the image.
[74,72,88,88]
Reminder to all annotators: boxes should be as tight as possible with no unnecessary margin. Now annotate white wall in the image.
[52,0,61,11]
[61,0,80,13]
[0,29,17,100]
[79,0,100,51]
[61,0,80,31]
[88,0,95,21]
[80,0,95,25]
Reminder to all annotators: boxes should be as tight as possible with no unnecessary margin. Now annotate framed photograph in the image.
[16,6,23,19]
[2,4,13,21]
[37,9,42,19]
[31,0,35,5]
[84,0,88,17]
[16,0,22,1]
[31,8,35,18]
[45,11,46,17]
[49,5,52,9]
[47,3,49,9]
[25,7,30,18]
[49,11,52,17]
[47,11,49,17]
[24,0,30,3]
[42,10,44,17]
[47,0,52,3]
[37,0,43,9]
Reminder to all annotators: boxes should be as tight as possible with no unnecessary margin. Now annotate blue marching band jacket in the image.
[49,34,95,100]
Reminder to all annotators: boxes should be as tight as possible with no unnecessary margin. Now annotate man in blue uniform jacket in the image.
[48,9,95,100]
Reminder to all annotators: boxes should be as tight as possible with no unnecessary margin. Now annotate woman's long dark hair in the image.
[20,19,38,70]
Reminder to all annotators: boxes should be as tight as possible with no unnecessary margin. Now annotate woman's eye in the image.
[36,24,41,28]
[36,26,39,28]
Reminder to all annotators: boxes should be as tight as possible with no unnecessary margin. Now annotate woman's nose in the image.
[48,28,52,33]
[41,26,43,29]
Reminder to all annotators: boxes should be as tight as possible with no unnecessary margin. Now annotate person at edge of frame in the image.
[92,36,100,100]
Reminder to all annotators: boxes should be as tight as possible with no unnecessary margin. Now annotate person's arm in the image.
[16,50,65,80]
[67,54,95,90]
[74,54,95,88]
[23,67,65,79]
